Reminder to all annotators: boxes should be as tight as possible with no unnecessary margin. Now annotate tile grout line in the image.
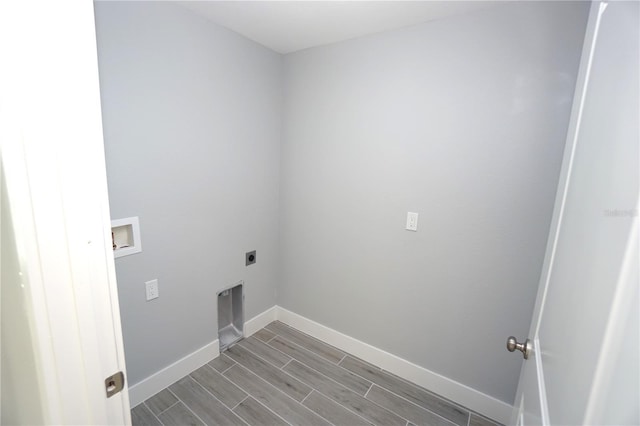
[227,342,358,426]
[265,334,278,344]
[237,394,295,426]
[363,382,374,398]
[188,370,250,423]
[179,402,208,426]
[274,344,444,426]
[266,325,346,364]
[219,362,237,374]
[379,366,470,413]
[220,367,294,426]
[183,370,250,425]
[154,399,180,417]
[165,387,209,426]
[211,354,238,375]
[229,395,249,411]
[298,390,338,426]
[224,345,314,401]
[276,339,380,402]
[359,384,419,426]
[142,401,164,426]
[224,345,319,413]
[203,361,245,394]
[237,335,346,403]
[276,355,408,426]
[339,355,470,425]
[223,362,333,426]
[267,335,376,395]
[467,411,471,426]
[343,355,383,372]
[366,382,463,426]
[304,385,381,426]
[265,333,369,390]
[251,330,274,344]
[300,389,313,405]
[264,339,371,397]
[153,408,166,426]
[235,338,294,370]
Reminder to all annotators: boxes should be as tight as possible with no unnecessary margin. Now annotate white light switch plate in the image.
[406,212,419,231]
[145,279,159,301]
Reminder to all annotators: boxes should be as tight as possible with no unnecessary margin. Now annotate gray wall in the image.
[94,2,282,385]
[278,2,589,403]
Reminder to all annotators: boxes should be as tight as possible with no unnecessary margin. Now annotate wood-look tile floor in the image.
[132,321,501,426]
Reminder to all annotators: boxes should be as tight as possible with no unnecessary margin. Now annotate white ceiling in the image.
[178,1,499,54]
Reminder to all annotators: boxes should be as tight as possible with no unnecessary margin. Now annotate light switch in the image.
[406,212,419,231]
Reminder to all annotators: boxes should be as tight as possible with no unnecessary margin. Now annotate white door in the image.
[0,1,131,424]
[511,1,639,425]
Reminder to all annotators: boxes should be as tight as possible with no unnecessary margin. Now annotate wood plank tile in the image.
[367,384,457,426]
[208,353,236,373]
[284,360,405,426]
[145,389,178,415]
[265,321,345,363]
[238,336,291,367]
[253,328,276,342]
[233,397,289,426]
[157,401,204,426]
[340,356,469,426]
[226,344,311,401]
[169,376,246,426]
[469,413,501,426]
[269,335,371,395]
[224,364,331,426]
[190,365,247,408]
[131,404,161,426]
[303,390,374,426]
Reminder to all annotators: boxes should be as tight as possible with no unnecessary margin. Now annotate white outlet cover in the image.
[145,279,159,301]
[406,212,419,231]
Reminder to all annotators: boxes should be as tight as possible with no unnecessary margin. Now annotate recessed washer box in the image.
[218,281,244,352]
[111,217,142,258]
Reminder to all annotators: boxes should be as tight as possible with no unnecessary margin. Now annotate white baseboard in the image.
[128,305,277,407]
[275,306,513,424]
[128,339,219,408]
[244,305,277,336]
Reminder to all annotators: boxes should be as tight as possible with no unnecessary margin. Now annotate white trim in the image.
[111,216,142,258]
[128,339,219,408]
[128,306,277,407]
[275,306,512,424]
[583,209,638,424]
[244,305,278,336]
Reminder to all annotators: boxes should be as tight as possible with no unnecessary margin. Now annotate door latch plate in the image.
[105,371,125,398]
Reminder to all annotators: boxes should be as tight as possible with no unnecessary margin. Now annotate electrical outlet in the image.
[406,212,419,231]
[246,250,256,266]
[145,279,159,301]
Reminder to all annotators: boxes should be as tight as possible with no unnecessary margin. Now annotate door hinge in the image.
[105,371,125,398]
